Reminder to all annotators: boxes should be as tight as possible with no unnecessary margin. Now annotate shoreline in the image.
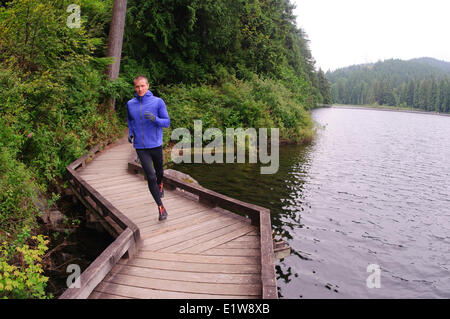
[320,104,450,118]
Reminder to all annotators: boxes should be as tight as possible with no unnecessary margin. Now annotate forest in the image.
[327,58,450,113]
[0,0,329,298]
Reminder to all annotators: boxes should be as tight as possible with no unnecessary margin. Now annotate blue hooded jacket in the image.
[127,90,170,149]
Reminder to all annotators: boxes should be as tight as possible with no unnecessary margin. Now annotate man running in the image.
[127,75,170,221]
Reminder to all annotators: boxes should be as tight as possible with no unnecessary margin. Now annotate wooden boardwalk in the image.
[67,140,276,299]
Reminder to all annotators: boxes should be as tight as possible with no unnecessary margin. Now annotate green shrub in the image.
[0,235,51,299]
[0,147,43,239]
[158,74,315,145]
[0,3,126,300]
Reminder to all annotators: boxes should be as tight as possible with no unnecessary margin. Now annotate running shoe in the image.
[158,205,168,221]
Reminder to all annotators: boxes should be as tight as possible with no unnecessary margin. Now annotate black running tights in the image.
[136,146,163,206]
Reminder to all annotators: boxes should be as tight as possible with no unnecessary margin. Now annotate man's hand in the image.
[144,111,156,122]
[128,134,134,144]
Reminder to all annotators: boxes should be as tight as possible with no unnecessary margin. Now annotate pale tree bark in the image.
[106,0,128,110]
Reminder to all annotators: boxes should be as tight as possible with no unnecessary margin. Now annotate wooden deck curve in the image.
[59,137,278,299]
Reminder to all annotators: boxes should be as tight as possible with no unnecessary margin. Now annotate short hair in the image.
[133,75,148,84]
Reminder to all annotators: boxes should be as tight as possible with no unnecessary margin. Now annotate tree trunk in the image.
[106,0,128,110]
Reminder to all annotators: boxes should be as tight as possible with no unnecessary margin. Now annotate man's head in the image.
[134,75,149,97]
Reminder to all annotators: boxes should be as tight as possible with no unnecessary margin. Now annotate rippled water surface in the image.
[172,107,450,298]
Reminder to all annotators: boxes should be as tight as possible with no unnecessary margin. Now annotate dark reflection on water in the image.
[171,107,450,299]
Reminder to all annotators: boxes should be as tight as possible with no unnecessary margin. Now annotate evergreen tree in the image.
[406,80,415,106]
[317,68,332,104]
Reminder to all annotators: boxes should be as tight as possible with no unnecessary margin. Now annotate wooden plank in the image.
[92,154,130,159]
[217,240,260,249]
[88,155,129,159]
[180,225,257,254]
[211,206,254,225]
[125,202,205,225]
[162,223,253,253]
[106,191,155,206]
[106,198,155,211]
[106,191,179,205]
[90,154,130,159]
[131,203,206,225]
[78,169,128,176]
[79,171,129,177]
[78,173,126,179]
[94,190,151,202]
[80,165,128,171]
[114,193,193,211]
[95,152,130,157]
[98,151,129,156]
[96,148,131,154]
[109,263,260,284]
[92,181,147,194]
[112,196,157,210]
[159,194,203,208]
[86,176,142,188]
[107,192,180,205]
[78,173,127,180]
[138,209,212,236]
[80,174,141,183]
[141,215,241,247]
[233,235,260,242]
[91,156,129,162]
[95,183,150,196]
[142,213,233,242]
[201,248,261,257]
[93,281,257,299]
[126,204,193,223]
[88,158,128,163]
[259,210,277,299]
[85,177,141,188]
[88,291,132,299]
[84,162,127,168]
[118,257,261,274]
[92,176,144,188]
[103,273,261,296]
[130,196,211,216]
[135,251,260,265]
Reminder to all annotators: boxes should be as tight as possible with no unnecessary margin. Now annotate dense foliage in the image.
[159,76,315,146]
[327,58,450,112]
[117,0,332,123]
[0,0,125,298]
[0,234,51,298]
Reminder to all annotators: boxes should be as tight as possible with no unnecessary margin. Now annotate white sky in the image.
[292,0,450,72]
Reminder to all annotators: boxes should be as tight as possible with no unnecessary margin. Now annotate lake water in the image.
[172,107,450,298]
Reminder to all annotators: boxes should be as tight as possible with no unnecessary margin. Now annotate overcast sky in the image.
[292,0,450,72]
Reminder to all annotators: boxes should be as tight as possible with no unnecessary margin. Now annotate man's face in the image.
[134,79,149,97]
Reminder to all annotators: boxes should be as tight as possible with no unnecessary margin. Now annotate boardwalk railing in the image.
[128,154,278,299]
[59,138,140,299]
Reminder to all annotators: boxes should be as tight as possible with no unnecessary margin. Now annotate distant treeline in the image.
[327,58,450,112]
